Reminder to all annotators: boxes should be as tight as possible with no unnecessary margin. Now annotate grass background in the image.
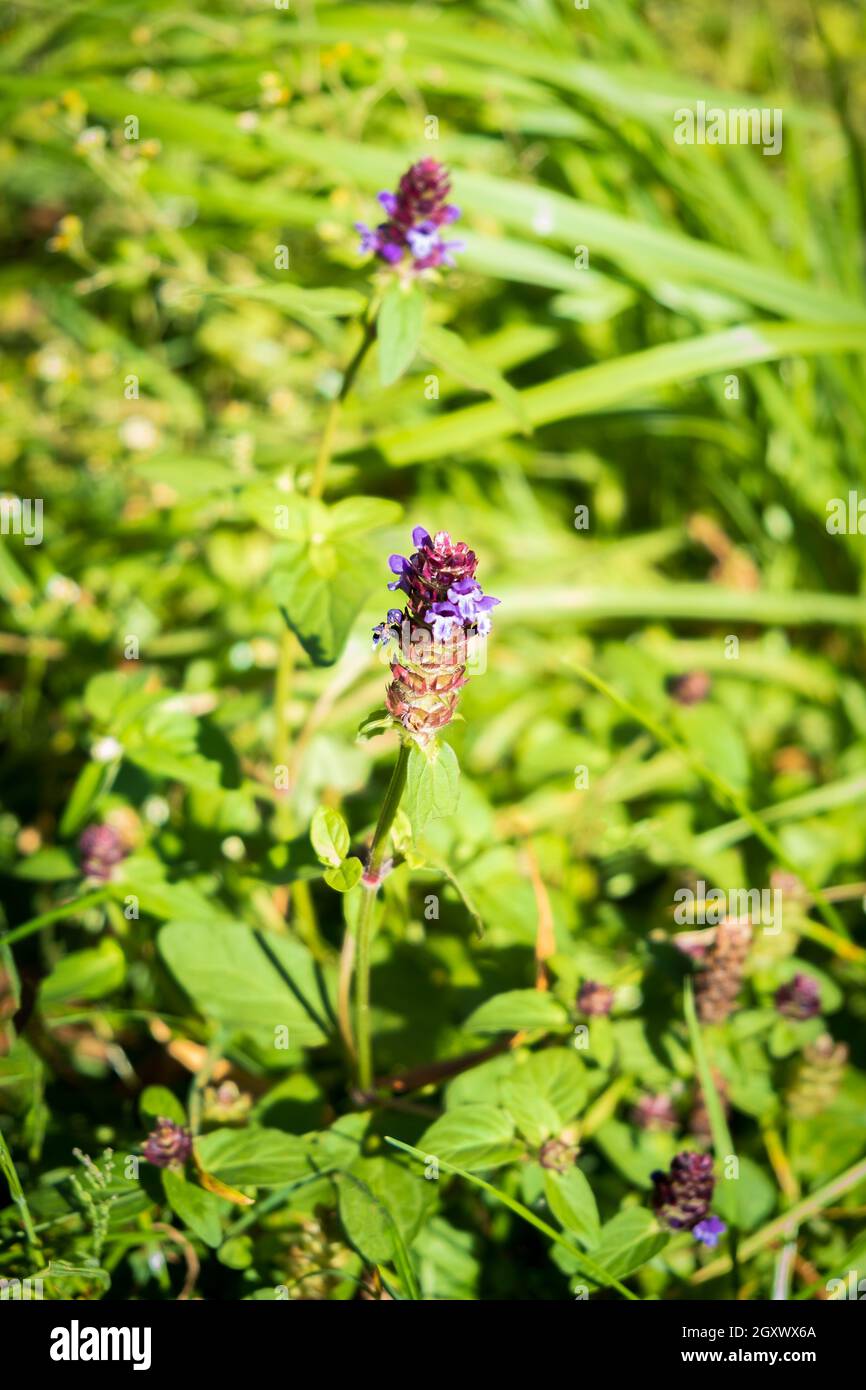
[1,0,865,1301]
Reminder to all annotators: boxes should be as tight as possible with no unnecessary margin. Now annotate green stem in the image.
[0,1127,39,1253]
[1,888,110,948]
[355,740,411,1093]
[309,294,381,500]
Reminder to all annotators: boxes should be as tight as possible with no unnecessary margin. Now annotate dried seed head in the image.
[695,917,752,1024]
[632,1093,679,1132]
[538,1137,578,1172]
[787,1032,849,1119]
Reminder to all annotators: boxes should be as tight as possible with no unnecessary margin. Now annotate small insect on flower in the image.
[143,1118,192,1169]
[372,525,499,744]
[651,1151,726,1248]
[355,158,464,272]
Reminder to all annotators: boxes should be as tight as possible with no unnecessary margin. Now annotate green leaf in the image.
[125,704,222,790]
[326,496,402,536]
[274,531,378,667]
[404,740,460,836]
[194,1127,310,1187]
[159,920,332,1045]
[139,1085,186,1127]
[12,848,77,882]
[713,1155,776,1233]
[543,1167,601,1247]
[465,989,570,1034]
[386,1134,637,1299]
[59,761,113,837]
[417,1104,522,1171]
[337,1156,428,1270]
[420,323,531,431]
[310,806,350,866]
[323,857,363,892]
[162,1168,227,1248]
[212,282,366,319]
[588,1207,669,1283]
[502,1049,587,1130]
[39,939,125,1006]
[378,280,425,386]
[499,1084,561,1146]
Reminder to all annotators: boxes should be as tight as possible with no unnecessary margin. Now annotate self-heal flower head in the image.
[355,159,463,272]
[372,525,499,745]
[651,1151,724,1245]
[143,1118,192,1169]
[775,972,821,1021]
[577,980,615,1016]
[78,823,128,882]
[383,526,499,633]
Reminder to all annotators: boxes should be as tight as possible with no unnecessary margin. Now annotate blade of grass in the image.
[1,889,110,948]
[379,322,866,462]
[384,1135,639,1299]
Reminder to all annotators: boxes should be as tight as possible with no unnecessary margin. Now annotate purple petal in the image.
[379,241,404,265]
[389,554,409,574]
[377,191,399,215]
[406,226,440,260]
[411,526,431,547]
[693,1216,726,1249]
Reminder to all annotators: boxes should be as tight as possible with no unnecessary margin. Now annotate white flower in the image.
[119,416,159,451]
[91,736,123,763]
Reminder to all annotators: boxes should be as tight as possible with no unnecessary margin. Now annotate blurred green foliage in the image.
[1,0,865,1302]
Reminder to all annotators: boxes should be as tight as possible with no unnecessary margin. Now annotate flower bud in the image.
[774,972,821,1021]
[577,980,614,1016]
[78,823,128,881]
[143,1118,192,1168]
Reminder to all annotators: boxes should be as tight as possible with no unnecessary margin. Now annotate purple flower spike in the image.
[377,525,499,745]
[693,1215,727,1249]
[79,823,128,881]
[775,972,821,1021]
[356,159,462,272]
[652,1151,716,1233]
[143,1118,192,1169]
